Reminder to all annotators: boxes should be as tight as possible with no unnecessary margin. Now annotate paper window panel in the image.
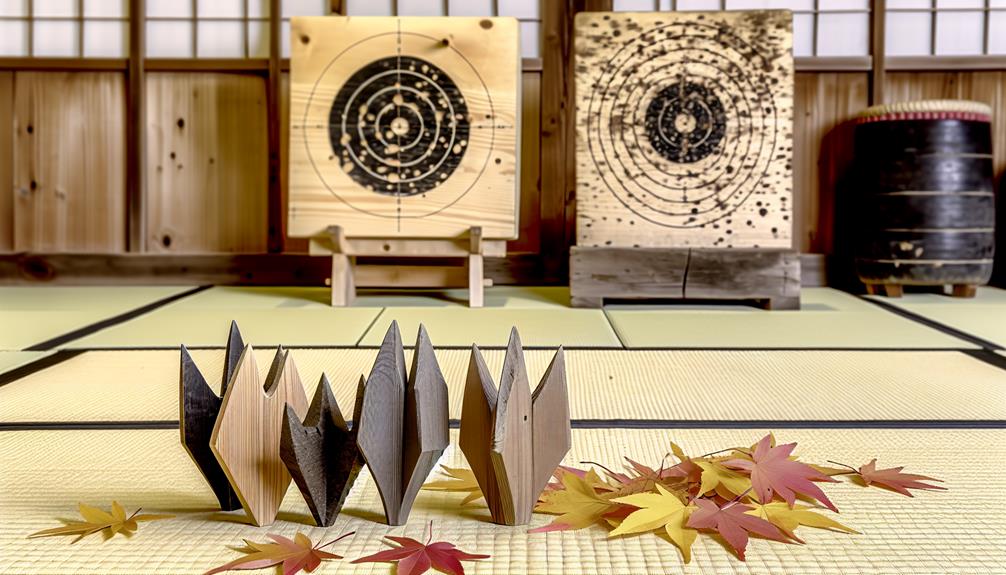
[817,12,869,56]
[819,0,868,8]
[936,0,984,7]
[147,20,194,58]
[283,0,326,17]
[397,0,445,16]
[248,0,270,18]
[448,0,494,16]
[198,21,245,58]
[677,0,722,9]
[793,12,814,56]
[34,0,77,17]
[520,19,539,58]
[989,12,1006,54]
[146,0,192,18]
[886,11,931,55]
[935,11,984,55]
[84,0,127,17]
[34,20,79,56]
[991,0,1006,7]
[199,0,245,18]
[888,0,931,7]
[727,0,814,10]
[499,0,538,19]
[614,0,659,10]
[281,19,290,58]
[345,0,394,15]
[0,21,28,56]
[0,0,27,17]
[84,20,127,57]
[247,20,270,57]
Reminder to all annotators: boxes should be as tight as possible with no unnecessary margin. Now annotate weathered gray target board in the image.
[575,10,794,249]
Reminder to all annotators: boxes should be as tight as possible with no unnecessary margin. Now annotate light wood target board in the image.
[575,11,794,249]
[289,17,520,239]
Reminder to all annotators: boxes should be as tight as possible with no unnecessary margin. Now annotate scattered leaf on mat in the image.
[422,465,485,505]
[610,484,698,563]
[28,501,173,544]
[686,498,787,561]
[856,459,947,497]
[745,501,859,542]
[204,531,353,575]
[695,460,751,499]
[351,522,488,575]
[530,469,621,533]
[724,434,838,512]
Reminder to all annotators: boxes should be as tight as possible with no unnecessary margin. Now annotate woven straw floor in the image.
[866,287,1006,348]
[2,428,1002,575]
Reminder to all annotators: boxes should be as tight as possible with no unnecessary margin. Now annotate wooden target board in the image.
[289,17,520,239]
[575,11,794,249]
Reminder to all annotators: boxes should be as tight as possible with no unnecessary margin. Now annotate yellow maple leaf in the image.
[422,465,484,505]
[530,469,620,533]
[745,501,859,542]
[696,460,751,499]
[610,484,698,563]
[28,502,173,544]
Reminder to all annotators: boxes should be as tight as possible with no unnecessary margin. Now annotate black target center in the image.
[645,80,726,164]
[329,56,470,197]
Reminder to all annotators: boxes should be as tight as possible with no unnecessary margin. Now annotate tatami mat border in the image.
[0,350,84,387]
[23,286,212,351]
[5,418,1006,432]
[860,295,1004,351]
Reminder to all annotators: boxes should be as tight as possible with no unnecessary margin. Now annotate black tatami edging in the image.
[0,350,85,388]
[23,285,212,352]
[860,295,1004,351]
[4,418,1006,432]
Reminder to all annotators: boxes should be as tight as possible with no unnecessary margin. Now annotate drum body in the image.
[853,101,995,287]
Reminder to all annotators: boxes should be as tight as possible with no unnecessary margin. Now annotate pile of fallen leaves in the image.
[426,433,945,563]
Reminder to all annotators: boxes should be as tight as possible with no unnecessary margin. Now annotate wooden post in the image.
[266,0,284,252]
[468,226,484,308]
[869,0,886,105]
[126,0,146,252]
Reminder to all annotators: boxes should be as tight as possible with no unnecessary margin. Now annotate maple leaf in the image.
[351,523,489,575]
[609,484,699,563]
[204,531,353,575]
[724,434,838,512]
[686,498,786,561]
[530,469,621,533]
[28,501,173,544]
[856,459,946,497]
[695,460,752,499]
[423,465,485,505]
[745,501,858,543]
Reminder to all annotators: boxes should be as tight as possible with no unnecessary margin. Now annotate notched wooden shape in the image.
[281,374,364,527]
[460,327,571,525]
[356,321,449,525]
[210,344,310,527]
[179,320,244,511]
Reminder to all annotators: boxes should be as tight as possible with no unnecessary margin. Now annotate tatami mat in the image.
[4,348,1005,424]
[170,286,572,309]
[0,428,1001,574]
[0,351,48,375]
[0,286,196,350]
[866,287,1006,349]
[64,308,383,349]
[361,308,620,347]
[605,288,976,349]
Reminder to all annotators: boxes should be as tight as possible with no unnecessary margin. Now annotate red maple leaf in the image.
[724,434,838,512]
[857,459,946,497]
[351,524,489,575]
[685,498,787,561]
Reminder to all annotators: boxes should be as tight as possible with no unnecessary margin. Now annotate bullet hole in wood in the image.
[480,19,493,29]
[26,125,33,134]
[301,35,311,44]
[162,235,172,248]
[177,118,185,129]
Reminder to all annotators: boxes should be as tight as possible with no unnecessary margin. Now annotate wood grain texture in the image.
[280,374,363,527]
[575,11,794,249]
[179,321,244,511]
[570,246,800,309]
[210,345,309,526]
[146,73,268,253]
[460,328,571,526]
[288,17,520,240]
[0,72,11,253]
[13,72,126,252]
[356,322,448,525]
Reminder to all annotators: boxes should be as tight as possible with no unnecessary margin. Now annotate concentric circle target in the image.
[585,20,780,229]
[328,56,470,197]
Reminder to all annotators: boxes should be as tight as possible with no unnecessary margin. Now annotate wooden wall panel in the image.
[885,72,1006,180]
[510,71,542,254]
[792,72,869,254]
[0,72,11,253]
[13,72,126,253]
[146,73,268,253]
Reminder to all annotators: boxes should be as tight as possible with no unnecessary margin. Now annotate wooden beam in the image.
[266,0,283,253]
[329,0,345,13]
[870,0,887,105]
[126,0,146,252]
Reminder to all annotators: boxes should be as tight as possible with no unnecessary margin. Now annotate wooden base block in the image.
[570,247,800,309]
[952,284,977,298]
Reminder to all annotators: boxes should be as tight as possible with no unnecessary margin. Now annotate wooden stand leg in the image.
[952,284,977,298]
[570,296,604,308]
[468,254,484,308]
[864,283,881,295]
[331,254,355,307]
[763,296,800,310]
[883,284,903,298]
